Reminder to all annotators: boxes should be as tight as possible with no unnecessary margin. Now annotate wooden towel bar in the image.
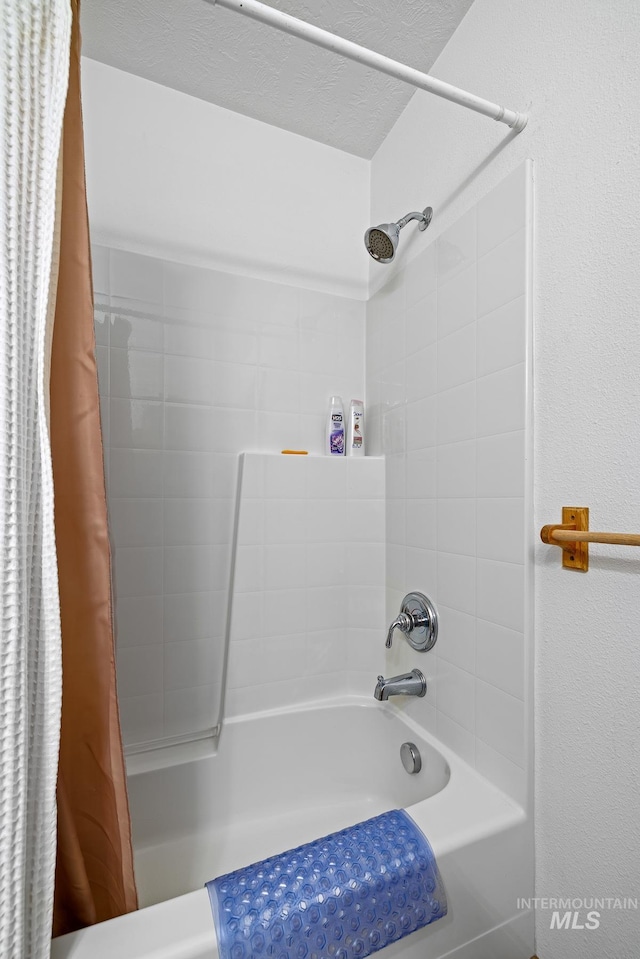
[540,507,640,571]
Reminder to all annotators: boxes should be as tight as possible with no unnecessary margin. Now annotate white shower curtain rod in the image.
[205,0,527,132]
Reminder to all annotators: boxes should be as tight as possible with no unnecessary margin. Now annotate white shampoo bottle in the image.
[326,395,345,455]
[347,399,365,456]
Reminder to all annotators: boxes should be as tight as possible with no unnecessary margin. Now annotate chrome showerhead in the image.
[365,206,432,263]
[365,225,399,262]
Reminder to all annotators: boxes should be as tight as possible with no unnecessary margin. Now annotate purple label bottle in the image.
[326,396,345,455]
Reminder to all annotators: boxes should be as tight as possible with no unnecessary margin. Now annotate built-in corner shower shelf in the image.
[540,506,640,571]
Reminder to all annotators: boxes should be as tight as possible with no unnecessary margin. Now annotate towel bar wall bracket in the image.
[541,506,590,571]
[540,506,640,572]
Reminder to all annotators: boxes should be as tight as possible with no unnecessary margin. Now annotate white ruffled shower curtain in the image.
[0,1,71,956]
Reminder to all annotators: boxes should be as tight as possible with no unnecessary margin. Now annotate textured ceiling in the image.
[80,0,474,158]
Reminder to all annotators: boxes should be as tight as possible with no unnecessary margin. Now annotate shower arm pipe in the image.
[396,211,428,230]
[206,0,527,132]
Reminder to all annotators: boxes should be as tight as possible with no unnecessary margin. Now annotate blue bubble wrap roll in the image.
[206,809,447,959]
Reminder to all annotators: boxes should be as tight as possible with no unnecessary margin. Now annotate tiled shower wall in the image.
[92,246,365,747]
[225,453,385,717]
[365,163,532,804]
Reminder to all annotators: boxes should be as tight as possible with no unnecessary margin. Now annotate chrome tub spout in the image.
[374,669,426,701]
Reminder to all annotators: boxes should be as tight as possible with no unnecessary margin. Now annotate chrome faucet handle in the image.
[385,592,439,652]
[385,612,413,648]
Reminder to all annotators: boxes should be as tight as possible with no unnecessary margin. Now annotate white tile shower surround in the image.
[365,163,532,806]
[93,248,365,747]
[94,164,531,812]
[224,453,385,717]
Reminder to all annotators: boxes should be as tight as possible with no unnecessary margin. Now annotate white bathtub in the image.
[52,698,534,959]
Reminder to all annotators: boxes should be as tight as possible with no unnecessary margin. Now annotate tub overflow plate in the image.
[400,741,422,774]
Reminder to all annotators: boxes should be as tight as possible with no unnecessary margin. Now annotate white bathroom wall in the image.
[225,452,385,717]
[366,163,531,807]
[92,246,365,747]
[369,1,640,955]
[82,58,370,300]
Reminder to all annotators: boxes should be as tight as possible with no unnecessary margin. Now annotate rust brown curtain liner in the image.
[50,0,138,935]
